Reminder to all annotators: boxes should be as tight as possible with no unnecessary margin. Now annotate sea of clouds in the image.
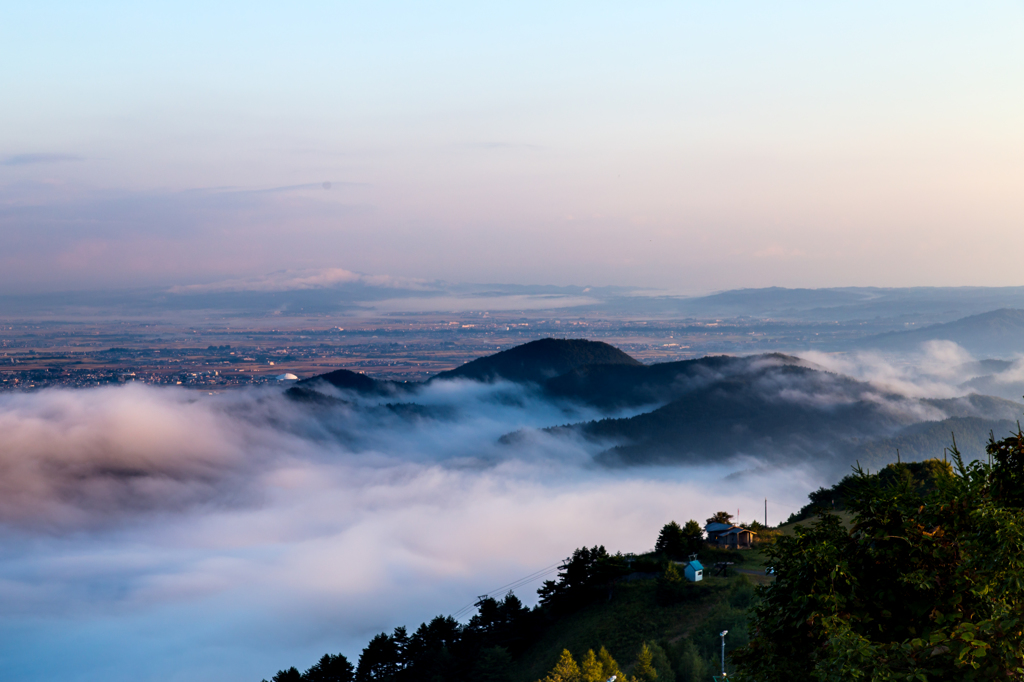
[2,343,1021,682]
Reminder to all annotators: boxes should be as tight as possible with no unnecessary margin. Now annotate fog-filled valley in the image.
[2,336,1022,681]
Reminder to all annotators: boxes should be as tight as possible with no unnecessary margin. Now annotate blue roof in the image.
[687,560,703,570]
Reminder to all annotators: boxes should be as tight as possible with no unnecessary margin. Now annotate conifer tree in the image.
[654,521,685,559]
[681,520,704,553]
[580,649,604,682]
[631,643,657,682]
[541,649,581,682]
[597,646,623,681]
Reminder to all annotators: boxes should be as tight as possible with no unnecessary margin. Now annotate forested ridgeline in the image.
[261,519,758,682]
[735,428,1024,680]
[264,426,1024,682]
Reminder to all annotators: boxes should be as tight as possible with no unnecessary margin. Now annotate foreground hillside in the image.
[261,424,1024,681]
[262,532,764,682]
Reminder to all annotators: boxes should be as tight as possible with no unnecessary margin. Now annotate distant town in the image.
[0,312,874,391]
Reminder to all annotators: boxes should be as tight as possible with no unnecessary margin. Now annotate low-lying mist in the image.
[1,342,1020,682]
[0,379,814,682]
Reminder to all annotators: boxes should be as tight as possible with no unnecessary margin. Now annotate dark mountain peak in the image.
[433,338,641,384]
[294,368,395,395]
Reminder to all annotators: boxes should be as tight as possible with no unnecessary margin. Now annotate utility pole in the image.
[720,630,728,678]
[764,498,767,528]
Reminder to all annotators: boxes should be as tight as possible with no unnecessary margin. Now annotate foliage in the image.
[355,632,404,681]
[541,649,582,682]
[632,642,658,682]
[655,521,703,559]
[705,511,733,525]
[655,522,686,559]
[664,579,753,680]
[475,647,514,682]
[988,424,1024,506]
[537,646,630,682]
[597,646,624,681]
[785,458,954,524]
[680,520,704,552]
[647,642,676,682]
[262,519,752,682]
[538,546,631,613]
[671,640,709,682]
[733,441,1024,681]
[579,649,604,682]
[656,561,698,606]
[266,654,354,682]
[304,654,354,682]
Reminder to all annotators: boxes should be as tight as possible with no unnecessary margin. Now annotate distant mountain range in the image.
[291,338,1024,475]
[10,280,1024,326]
[855,308,1024,357]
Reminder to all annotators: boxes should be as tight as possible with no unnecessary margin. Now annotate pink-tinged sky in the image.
[2,1,1023,294]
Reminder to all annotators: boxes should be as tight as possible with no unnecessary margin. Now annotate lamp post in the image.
[720,630,728,678]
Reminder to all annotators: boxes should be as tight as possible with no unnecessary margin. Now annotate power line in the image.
[451,562,562,619]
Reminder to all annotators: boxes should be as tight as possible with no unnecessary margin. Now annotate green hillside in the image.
[260,536,768,682]
[510,572,757,682]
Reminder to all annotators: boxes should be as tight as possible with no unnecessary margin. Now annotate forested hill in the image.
[261,445,1024,682]
[260,518,761,682]
[432,338,642,384]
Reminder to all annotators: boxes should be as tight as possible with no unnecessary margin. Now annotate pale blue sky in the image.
[2,1,1023,293]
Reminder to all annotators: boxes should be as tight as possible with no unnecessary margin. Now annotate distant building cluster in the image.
[0,368,279,391]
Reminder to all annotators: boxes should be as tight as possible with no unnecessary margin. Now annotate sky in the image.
[2,2,1023,293]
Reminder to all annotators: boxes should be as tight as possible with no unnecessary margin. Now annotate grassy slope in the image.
[511,549,767,682]
[510,580,711,682]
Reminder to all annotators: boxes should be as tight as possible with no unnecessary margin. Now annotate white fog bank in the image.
[0,381,816,682]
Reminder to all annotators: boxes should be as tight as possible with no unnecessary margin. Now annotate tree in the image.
[596,646,623,681]
[304,654,354,682]
[580,649,604,682]
[681,520,704,553]
[733,450,1024,681]
[674,640,709,682]
[465,592,531,656]
[474,647,513,682]
[356,632,403,682]
[656,561,694,606]
[705,511,733,525]
[541,649,581,682]
[655,521,686,559]
[404,616,461,681]
[647,643,675,682]
[632,642,658,682]
[271,668,302,682]
[538,545,627,612]
[988,424,1024,506]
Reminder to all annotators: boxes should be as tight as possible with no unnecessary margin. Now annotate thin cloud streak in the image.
[1,153,83,166]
